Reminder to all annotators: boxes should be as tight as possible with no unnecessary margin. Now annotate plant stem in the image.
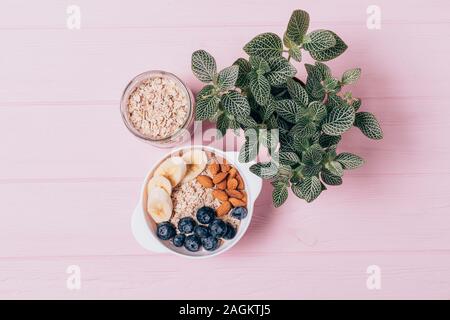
[322,93,329,105]
[275,89,288,98]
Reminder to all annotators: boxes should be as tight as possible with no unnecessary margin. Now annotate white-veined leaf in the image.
[191,50,217,83]
[320,170,343,185]
[302,144,324,165]
[239,129,259,163]
[335,152,364,169]
[303,29,336,52]
[275,99,301,124]
[272,183,289,207]
[308,101,327,122]
[325,160,344,177]
[250,162,278,179]
[319,134,341,148]
[233,58,252,87]
[342,68,361,85]
[278,151,300,166]
[286,78,308,107]
[322,104,355,136]
[195,95,220,120]
[261,100,276,121]
[285,9,310,44]
[315,62,332,79]
[244,33,283,60]
[217,65,239,90]
[290,118,317,138]
[249,56,270,74]
[236,115,258,128]
[299,176,322,202]
[249,73,271,106]
[354,112,383,140]
[283,32,302,62]
[221,91,251,118]
[291,183,304,199]
[351,98,362,112]
[266,57,297,86]
[309,32,348,62]
[216,112,229,138]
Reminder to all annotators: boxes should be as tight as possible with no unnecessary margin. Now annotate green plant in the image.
[191,9,383,207]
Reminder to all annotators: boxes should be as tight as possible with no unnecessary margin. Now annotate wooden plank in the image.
[1,253,449,299]
[0,25,449,103]
[0,176,449,258]
[1,0,449,29]
[0,97,448,180]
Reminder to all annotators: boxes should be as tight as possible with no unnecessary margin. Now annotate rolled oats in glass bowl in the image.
[120,70,195,148]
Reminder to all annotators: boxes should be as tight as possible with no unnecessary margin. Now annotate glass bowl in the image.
[120,70,195,148]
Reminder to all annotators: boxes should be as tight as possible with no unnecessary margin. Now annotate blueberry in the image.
[209,219,228,238]
[178,217,197,234]
[196,206,216,224]
[194,225,210,238]
[223,223,236,240]
[230,206,248,220]
[184,235,201,252]
[172,234,185,247]
[202,236,220,251]
[156,222,176,240]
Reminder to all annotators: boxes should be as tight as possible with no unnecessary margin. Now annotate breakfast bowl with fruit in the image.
[131,145,262,258]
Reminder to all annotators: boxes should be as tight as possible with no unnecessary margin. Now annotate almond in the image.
[216,180,227,190]
[228,167,237,179]
[236,174,245,190]
[212,172,228,184]
[208,161,220,176]
[196,175,214,188]
[226,189,243,199]
[227,178,238,190]
[241,190,247,203]
[212,190,228,202]
[217,201,231,216]
[220,164,231,172]
[229,197,246,207]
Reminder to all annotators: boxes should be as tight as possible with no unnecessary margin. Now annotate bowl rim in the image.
[139,145,255,259]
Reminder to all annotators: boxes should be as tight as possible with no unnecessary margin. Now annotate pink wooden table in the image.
[1,0,449,299]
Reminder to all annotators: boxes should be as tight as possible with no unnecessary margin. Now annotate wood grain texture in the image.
[0,0,449,299]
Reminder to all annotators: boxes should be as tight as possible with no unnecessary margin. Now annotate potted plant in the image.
[191,9,383,207]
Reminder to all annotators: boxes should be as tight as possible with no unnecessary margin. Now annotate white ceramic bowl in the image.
[131,145,262,258]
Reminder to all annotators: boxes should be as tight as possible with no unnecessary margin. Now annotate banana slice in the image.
[181,149,208,183]
[154,156,187,187]
[147,175,172,195]
[147,186,173,223]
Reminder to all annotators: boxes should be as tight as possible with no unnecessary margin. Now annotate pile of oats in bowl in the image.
[170,175,220,227]
[170,167,241,230]
[121,71,194,146]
